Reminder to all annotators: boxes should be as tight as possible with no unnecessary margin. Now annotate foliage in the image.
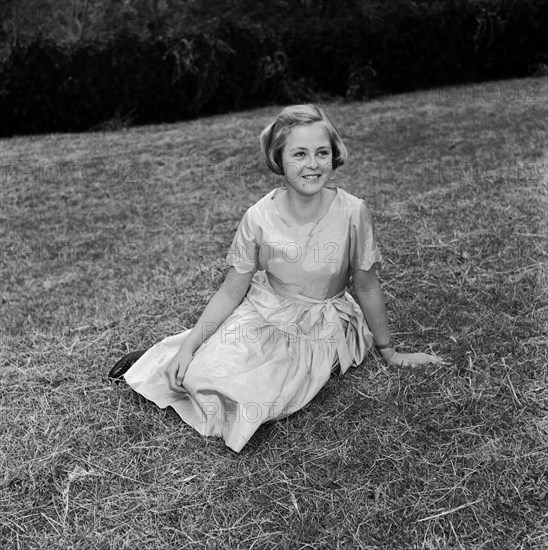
[0,0,547,135]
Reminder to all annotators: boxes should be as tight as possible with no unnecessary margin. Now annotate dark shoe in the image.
[108,350,147,380]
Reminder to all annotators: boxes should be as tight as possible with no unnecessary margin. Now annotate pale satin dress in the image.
[124,187,382,452]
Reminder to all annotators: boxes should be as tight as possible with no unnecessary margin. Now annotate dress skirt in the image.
[124,271,374,452]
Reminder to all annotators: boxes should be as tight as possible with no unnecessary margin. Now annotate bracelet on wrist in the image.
[375,340,393,350]
[378,348,397,362]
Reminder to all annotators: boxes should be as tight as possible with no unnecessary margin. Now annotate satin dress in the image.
[124,187,382,452]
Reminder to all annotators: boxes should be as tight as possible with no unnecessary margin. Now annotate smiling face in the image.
[280,122,333,197]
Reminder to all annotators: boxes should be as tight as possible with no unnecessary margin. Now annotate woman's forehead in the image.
[284,122,331,148]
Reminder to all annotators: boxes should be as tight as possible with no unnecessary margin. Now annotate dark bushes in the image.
[0,0,546,136]
[0,32,235,134]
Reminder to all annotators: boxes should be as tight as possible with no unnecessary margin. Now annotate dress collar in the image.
[270,186,339,227]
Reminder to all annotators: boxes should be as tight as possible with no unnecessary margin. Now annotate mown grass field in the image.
[1,77,547,549]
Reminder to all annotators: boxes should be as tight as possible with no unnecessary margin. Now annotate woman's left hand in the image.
[381,349,446,367]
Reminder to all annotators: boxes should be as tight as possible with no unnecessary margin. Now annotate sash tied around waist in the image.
[246,271,359,372]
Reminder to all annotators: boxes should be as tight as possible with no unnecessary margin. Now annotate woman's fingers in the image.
[388,352,447,367]
[423,353,447,365]
[173,360,190,392]
[167,363,177,391]
[166,360,186,392]
[175,367,186,387]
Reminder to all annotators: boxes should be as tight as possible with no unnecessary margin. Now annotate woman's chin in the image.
[286,177,328,195]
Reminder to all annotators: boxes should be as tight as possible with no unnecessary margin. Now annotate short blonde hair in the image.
[259,104,348,175]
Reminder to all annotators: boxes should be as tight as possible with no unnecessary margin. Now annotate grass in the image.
[1,77,547,549]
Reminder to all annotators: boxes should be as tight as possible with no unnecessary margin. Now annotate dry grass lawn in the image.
[1,77,547,549]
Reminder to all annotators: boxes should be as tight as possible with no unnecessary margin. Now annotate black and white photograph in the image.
[1,1,547,548]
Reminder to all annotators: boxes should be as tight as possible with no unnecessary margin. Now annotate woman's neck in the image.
[279,187,334,225]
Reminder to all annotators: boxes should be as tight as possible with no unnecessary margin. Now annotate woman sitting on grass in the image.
[109,104,444,452]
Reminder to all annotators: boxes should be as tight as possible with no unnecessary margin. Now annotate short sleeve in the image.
[225,208,260,274]
[349,200,382,271]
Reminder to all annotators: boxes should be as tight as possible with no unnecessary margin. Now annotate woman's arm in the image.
[353,267,391,346]
[185,267,254,353]
[353,267,443,367]
[168,267,254,390]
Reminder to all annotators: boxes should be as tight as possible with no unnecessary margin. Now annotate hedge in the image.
[0,0,546,136]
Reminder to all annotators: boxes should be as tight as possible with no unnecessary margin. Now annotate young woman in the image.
[109,104,443,452]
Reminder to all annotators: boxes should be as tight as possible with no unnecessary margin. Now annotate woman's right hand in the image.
[166,344,195,392]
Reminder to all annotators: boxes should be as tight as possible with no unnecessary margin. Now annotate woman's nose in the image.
[307,155,319,168]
